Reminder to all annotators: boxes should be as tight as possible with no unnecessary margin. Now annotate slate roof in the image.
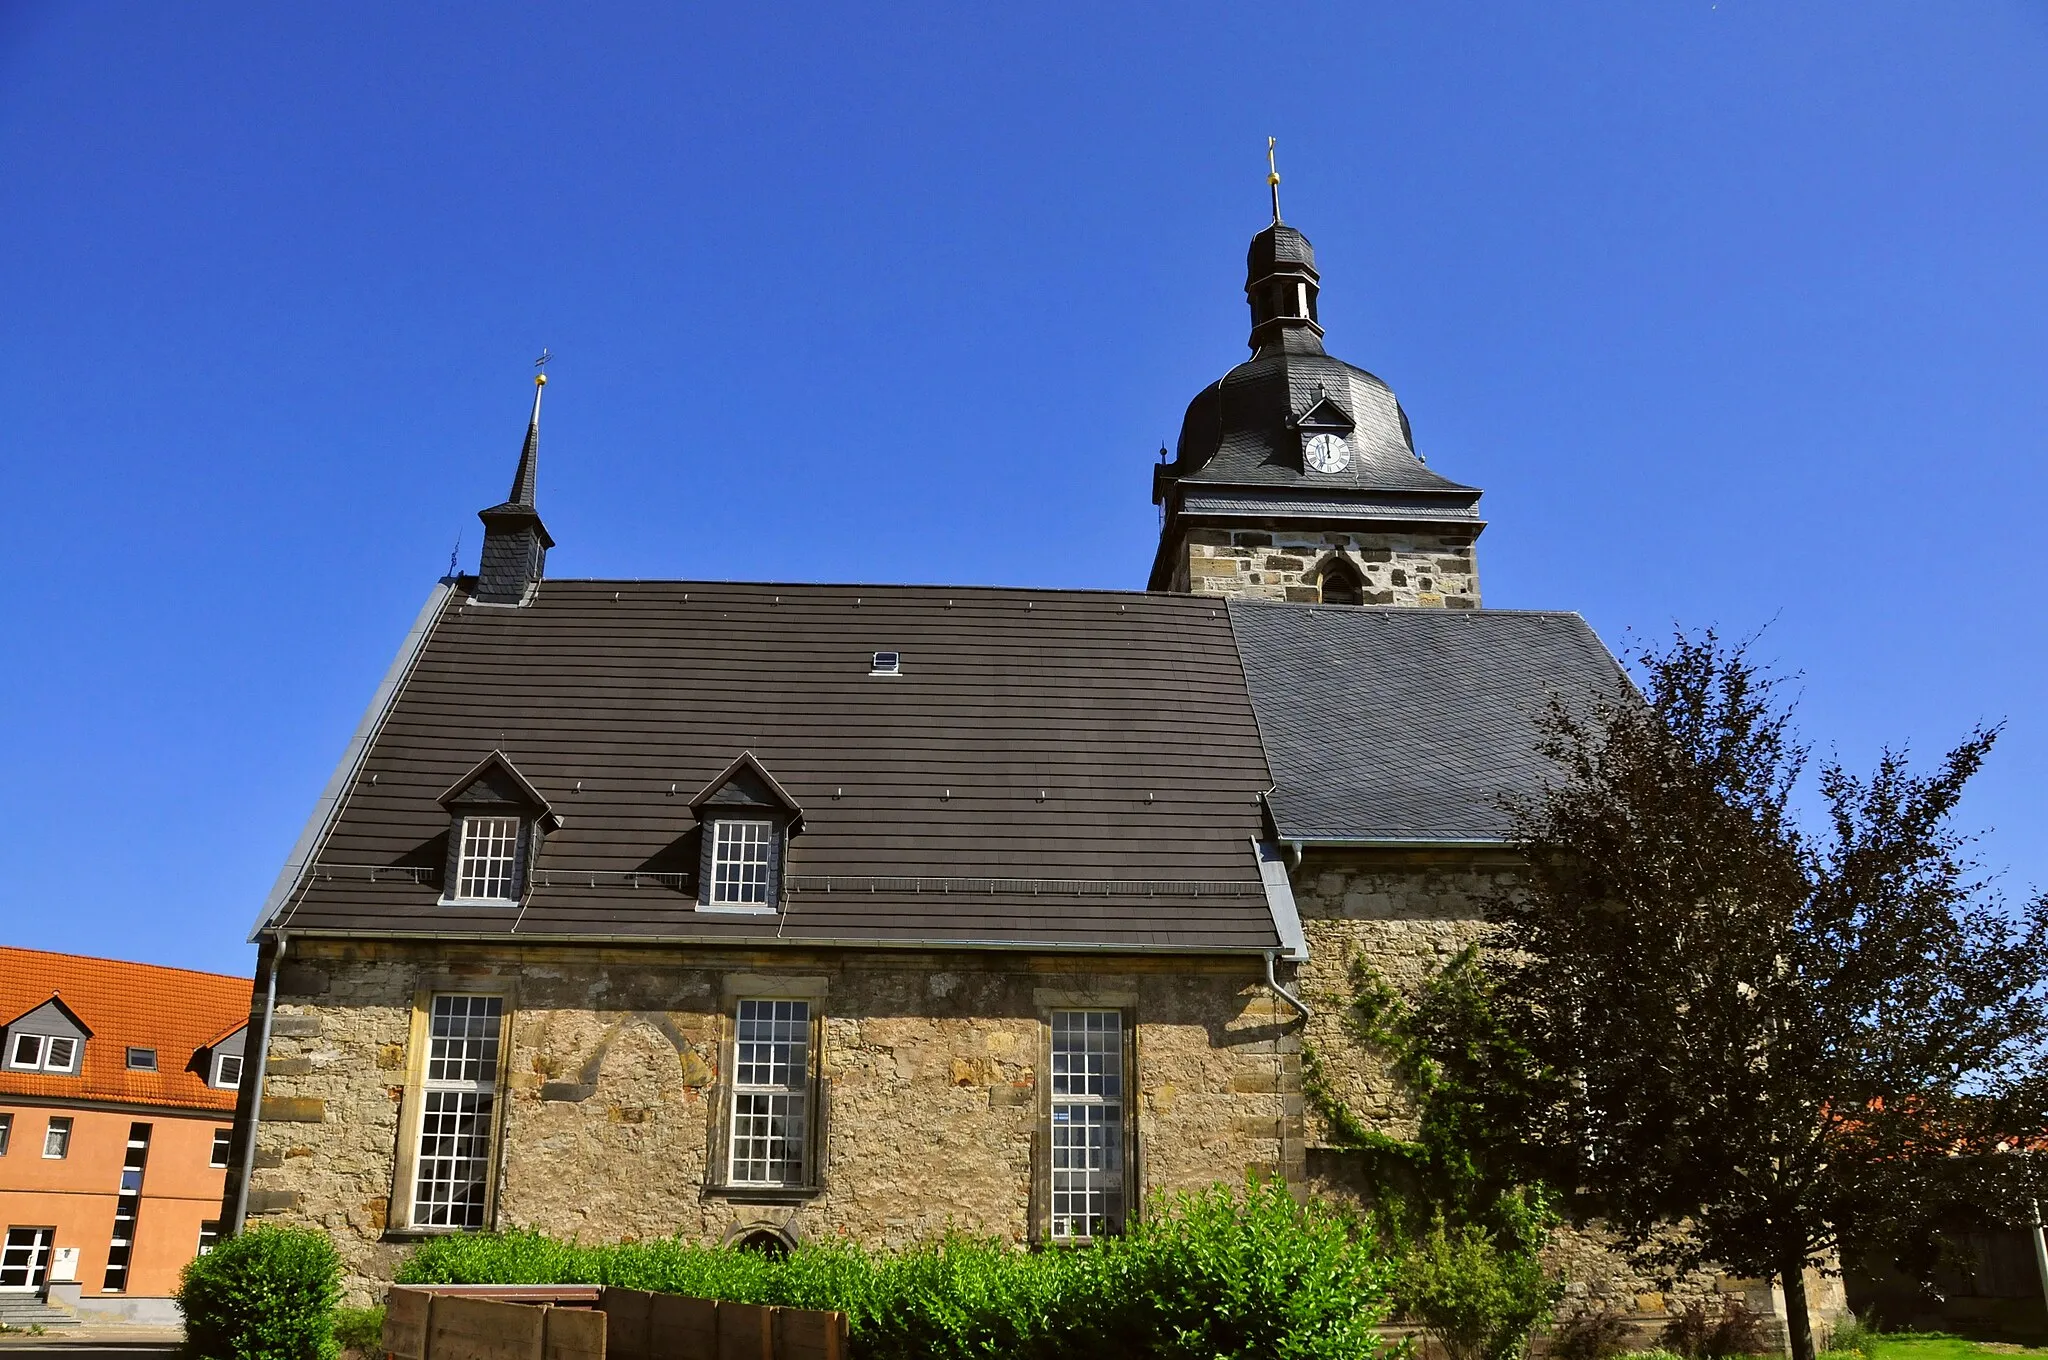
[1228,600,1629,842]
[0,948,247,1113]
[267,581,1282,952]
[1164,331,1478,500]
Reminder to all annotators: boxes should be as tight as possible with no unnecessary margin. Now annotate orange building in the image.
[0,948,250,1325]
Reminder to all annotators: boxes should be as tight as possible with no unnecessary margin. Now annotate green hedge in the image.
[178,1225,342,1360]
[398,1177,1398,1360]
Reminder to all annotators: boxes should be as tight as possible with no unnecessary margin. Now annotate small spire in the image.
[1266,137,1282,225]
[508,354,548,507]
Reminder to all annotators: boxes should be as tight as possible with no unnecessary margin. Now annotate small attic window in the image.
[126,1047,157,1072]
[870,651,901,676]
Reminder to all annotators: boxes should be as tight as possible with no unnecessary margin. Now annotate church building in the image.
[221,178,1822,1335]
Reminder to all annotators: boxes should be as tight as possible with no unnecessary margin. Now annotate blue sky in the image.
[2,3,2044,977]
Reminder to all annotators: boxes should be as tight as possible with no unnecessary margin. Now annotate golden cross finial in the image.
[533,348,550,388]
[1266,137,1282,224]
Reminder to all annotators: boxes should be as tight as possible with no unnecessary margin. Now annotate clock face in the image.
[1304,432,1351,473]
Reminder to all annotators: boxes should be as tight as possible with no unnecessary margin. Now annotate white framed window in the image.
[711,820,773,905]
[728,999,809,1186]
[43,1116,73,1160]
[455,816,521,901]
[1049,1010,1125,1240]
[8,1034,78,1074]
[410,995,503,1229]
[213,1054,244,1089]
[210,1128,232,1168]
[126,1047,157,1071]
[197,1221,221,1256]
[0,1112,11,1156]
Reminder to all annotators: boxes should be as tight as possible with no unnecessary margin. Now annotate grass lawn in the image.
[1870,1336,2048,1360]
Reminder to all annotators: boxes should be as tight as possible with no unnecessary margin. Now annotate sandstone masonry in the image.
[1168,527,1481,607]
[246,940,1300,1303]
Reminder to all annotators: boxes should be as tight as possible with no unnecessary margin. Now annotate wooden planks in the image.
[389,1286,844,1360]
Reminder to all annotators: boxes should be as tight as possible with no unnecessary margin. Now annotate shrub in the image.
[332,1306,384,1357]
[178,1226,342,1360]
[1659,1299,1769,1360]
[1395,1213,1558,1360]
[1823,1312,1880,1359]
[400,1176,1398,1360]
[1550,1305,1634,1360]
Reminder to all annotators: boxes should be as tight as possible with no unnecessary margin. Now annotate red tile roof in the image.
[0,947,251,1113]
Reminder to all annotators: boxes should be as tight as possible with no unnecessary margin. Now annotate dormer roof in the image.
[689,751,805,834]
[438,750,560,829]
[4,995,93,1039]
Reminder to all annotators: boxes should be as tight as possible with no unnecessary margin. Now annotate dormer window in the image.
[456,816,521,901]
[436,751,558,907]
[689,752,804,914]
[711,820,773,905]
[5,999,88,1075]
[8,1034,78,1074]
[213,1054,244,1089]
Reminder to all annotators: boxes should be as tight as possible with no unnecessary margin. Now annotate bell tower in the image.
[1149,150,1485,608]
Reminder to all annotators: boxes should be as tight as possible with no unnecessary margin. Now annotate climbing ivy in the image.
[1303,945,1563,1360]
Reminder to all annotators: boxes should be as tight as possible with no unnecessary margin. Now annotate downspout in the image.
[1265,950,1313,1021]
[229,932,286,1234]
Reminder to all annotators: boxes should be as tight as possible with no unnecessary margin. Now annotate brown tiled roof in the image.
[272,581,1283,952]
[0,948,249,1112]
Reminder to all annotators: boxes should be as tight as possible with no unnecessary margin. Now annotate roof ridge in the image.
[0,945,248,985]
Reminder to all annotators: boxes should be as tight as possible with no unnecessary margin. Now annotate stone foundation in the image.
[245,940,1299,1302]
[1169,527,1479,607]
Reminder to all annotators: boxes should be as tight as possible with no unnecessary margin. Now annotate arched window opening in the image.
[1319,559,1365,606]
[733,1228,792,1260]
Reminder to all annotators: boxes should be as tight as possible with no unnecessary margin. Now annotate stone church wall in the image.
[1172,527,1480,606]
[1289,849,1844,1343]
[244,939,1298,1302]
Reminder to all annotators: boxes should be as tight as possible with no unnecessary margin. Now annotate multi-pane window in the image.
[42,1116,72,1159]
[8,1033,78,1072]
[1049,1010,1125,1240]
[214,1054,244,1089]
[456,816,521,901]
[211,1128,232,1168]
[0,1112,11,1156]
[103,1123,151,1292]
[411,995,503,1229]
[197,1221,222,1256]
[728,1000,809,1185]
[711,820,772,905]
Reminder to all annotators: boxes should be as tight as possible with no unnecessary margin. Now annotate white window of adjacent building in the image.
[711,821,773,905]
[213,1054,244,1089]
[197,1221,221,1256]
[1049,1010,1125,1241]
[410,995,503,1229]
[728,999,808,1186]
[455,816,520,901]
[7,1034,79,1073]
[0,1112,11,1156]
[211,1128,232,1168]
[43,1116,73,1160]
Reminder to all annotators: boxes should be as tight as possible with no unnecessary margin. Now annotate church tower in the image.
[1149,157,1484,607]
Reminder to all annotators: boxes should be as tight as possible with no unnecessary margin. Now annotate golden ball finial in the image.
[535,373,547,387]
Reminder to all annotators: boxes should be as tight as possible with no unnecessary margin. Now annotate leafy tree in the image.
[1489,630,2048,1360]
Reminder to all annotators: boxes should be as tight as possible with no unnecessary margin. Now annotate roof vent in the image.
[870,651,901,677]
